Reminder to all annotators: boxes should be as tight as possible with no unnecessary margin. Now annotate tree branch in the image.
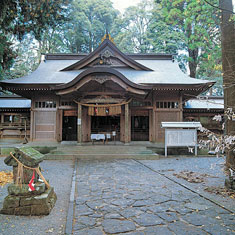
[203,0,235,14]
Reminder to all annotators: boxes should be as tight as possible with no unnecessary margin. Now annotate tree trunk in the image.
[188,48,199,78]
[220,0,235,169]
[186,23,198,78]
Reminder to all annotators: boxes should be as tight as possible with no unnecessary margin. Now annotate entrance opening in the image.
[62,116,77,141]
[131,116,149,141]
[91,116,120,141]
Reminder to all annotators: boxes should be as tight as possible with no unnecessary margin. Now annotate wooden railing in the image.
[0,124,30,139]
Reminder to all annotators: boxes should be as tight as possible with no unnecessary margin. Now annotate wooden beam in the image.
[80,97,124,104]
[110,77,147,95]
[80,91,126,96]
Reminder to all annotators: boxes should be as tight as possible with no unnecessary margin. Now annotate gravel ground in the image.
[0,157,74,235]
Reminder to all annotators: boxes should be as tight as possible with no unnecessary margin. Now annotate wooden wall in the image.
[34,111,56,140]
[155,110,181,142]
[153,91,183,142]
[31,96,58,141]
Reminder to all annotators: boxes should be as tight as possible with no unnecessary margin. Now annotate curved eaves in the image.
[52,67,152,91]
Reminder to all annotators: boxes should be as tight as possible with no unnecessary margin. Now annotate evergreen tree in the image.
[57,0,119,53]
[112,0,154,53]
[0,0,71,79]
[155,0,221,79]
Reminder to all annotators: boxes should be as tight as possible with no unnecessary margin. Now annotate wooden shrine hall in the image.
[0,35,214,144]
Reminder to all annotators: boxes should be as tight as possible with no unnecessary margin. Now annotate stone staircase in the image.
[44,145,159,160]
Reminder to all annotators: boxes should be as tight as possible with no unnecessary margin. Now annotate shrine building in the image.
[0,36,214,144]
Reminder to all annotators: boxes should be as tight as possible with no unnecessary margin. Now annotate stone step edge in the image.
[45,153,158,156]
[44,154,160,160]
[50,152,155,154]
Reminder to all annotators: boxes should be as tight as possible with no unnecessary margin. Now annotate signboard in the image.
[161,123,200,157]
[166,129,196,147]
[131,110,149,116]
[77,118,81,125]
[64,110,77,116]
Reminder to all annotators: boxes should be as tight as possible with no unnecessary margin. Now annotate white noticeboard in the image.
[165,129,197,156]
[166,129,196,146]
[161,122,201,157]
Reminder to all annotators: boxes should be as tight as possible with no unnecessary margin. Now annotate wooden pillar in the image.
[120,107,125,142]
[179,92,183,121]
[152,110,156,142]
[1,114,4,123]
[57,109,63,142]
[77,103,82,143]
[82,107,90,142]
[30,110,34,141]
[125,103,130,144]
[30,98,34,141]
[152,90,157,142]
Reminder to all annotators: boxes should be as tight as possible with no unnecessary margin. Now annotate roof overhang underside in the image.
[150,82,215,101]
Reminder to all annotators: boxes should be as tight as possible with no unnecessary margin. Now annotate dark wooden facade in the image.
[0,37,215,143]
[0,95,30,140]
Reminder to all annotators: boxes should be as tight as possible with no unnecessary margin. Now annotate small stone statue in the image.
[0,147,57,216]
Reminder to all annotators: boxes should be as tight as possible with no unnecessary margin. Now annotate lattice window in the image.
[61,101,75,106]
[130,100,151,107]
[35,101,56,108]
[156,101,179,109]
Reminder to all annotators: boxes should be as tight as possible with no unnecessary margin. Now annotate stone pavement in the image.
[0,156,234,235]
[73,158,235,235]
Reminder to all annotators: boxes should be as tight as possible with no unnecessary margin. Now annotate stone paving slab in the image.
[0,158,74,235]
[73,158,235,235]
[140,157,235,213]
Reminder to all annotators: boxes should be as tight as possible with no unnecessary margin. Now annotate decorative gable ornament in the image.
[92,75,111,84]
[101,33,115,44]
[99,50,113,65]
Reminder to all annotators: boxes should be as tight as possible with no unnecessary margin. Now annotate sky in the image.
[112,0,235,13]
[112,0,141,13]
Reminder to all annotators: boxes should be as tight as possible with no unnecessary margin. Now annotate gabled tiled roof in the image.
[0,58,213,86]
[0,38,214,91]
